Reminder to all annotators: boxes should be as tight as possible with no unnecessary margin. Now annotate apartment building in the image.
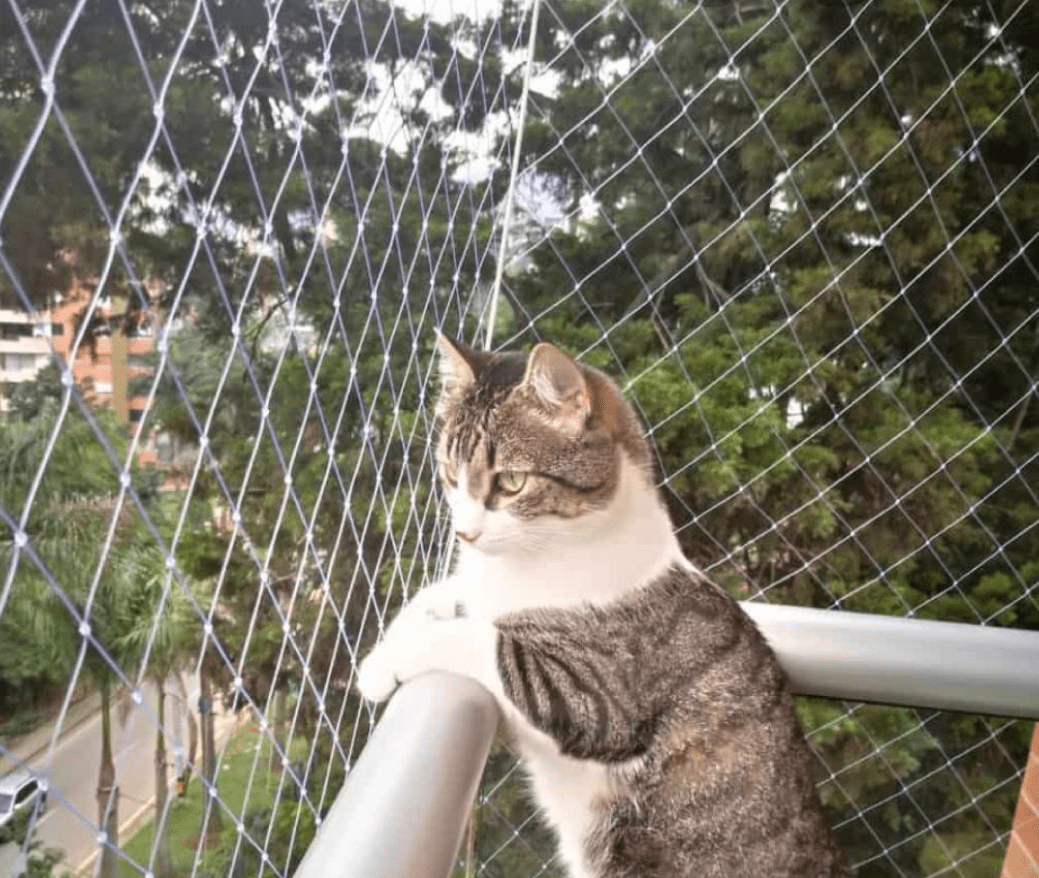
[0,309,60,416]
[0,294,159,466]
[48,293,157,425]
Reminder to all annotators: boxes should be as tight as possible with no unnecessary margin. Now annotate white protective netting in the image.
[0,1,1036,877]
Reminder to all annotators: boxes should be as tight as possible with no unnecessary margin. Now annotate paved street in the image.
[1,678,231,874]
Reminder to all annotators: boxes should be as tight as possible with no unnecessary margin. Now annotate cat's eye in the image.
[496,470,527,496]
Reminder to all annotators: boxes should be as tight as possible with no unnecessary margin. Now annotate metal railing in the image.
[299,605,1039,878]
[296,673,499,878]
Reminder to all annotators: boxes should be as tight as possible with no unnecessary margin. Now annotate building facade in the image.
[0,309,59,416]
[0,294,158,466]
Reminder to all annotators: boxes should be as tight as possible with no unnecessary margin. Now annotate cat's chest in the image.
[455,543,677,616]
[508,714,625,877]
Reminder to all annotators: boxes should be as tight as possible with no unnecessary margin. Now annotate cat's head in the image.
[433,333,652,555]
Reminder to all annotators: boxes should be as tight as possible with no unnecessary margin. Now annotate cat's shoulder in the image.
[553,558,748,632]
[640,559,739,611]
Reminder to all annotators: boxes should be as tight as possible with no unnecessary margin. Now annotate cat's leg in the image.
[356,612,502,704]
[386,578,468,628]
[356,578,478,702]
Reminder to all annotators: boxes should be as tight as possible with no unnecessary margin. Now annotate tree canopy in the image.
[1,0,1036,876]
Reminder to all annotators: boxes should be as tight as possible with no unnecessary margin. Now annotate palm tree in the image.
[113,547,197,878]
[0,396,159,878]
[1,552,136,878]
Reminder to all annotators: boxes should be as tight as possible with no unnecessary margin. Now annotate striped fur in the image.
[496,565,850,877]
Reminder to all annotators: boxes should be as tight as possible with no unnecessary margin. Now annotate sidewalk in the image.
[0,691,101,771]
[73,706,245,875]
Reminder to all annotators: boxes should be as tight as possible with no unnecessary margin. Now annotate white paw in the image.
[356,641,400,703]
[420,592,466,622]
[402,584,466,625]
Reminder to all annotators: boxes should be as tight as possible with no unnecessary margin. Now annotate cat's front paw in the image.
[355,614,497,703]
[356,641,400,703]
[421,592,467,621]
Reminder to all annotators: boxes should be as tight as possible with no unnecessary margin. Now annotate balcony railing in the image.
[298,606,1039,878]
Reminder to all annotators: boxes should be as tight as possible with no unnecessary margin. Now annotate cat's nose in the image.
[456,529,481,544]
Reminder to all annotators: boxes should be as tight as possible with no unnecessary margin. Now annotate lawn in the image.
[117,722,310,878]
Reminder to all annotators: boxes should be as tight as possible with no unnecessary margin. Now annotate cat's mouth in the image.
[455,526,523,556]
[465,535,506,556]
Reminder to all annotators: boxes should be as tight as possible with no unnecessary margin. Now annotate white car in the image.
[0,771,47,829]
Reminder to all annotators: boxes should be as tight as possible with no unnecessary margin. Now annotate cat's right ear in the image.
[435,332,477,417]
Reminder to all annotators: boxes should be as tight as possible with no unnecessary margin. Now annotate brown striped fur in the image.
[495,566,850,877]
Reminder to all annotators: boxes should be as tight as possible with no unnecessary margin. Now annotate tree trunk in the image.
[96,681,120,878]
[174,671,197,791]
[199,667,222,840]
[274,686,287,748]
[153,677,173,878]
[185,706,199,785]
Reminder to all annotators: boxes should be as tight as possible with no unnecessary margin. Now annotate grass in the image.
[118,722,310,878]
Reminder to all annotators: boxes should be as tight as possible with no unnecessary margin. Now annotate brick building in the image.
[0,292,158,465]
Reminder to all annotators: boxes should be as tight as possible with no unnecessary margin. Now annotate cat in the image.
[357,333,851,878]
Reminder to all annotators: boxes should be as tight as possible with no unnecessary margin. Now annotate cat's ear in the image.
[522,343,591,424]
[435,332,478,416]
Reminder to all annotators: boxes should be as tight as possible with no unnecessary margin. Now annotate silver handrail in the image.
[743,603,1039,717]
[296,671,499,878]
[301,607,1039,878]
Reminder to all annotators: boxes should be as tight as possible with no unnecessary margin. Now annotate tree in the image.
[3,0,505,872]
[113,548,197,878]
[0,387,161,878]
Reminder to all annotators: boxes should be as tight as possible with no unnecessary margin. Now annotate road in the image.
[1,678,234,874]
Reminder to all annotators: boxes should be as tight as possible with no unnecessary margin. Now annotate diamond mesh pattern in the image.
[0,1,1035,877]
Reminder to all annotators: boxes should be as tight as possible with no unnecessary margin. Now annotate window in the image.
[129,408,144,423]
[1,353,37,371]
[14,780,36,805]
[52,322,63,336]
[0,322,30,340]
[94,381,113,394]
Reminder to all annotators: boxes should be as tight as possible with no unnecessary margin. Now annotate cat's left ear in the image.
[522,343,591,425]
[435,332,480,417]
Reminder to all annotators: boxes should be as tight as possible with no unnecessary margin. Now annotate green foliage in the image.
[202,797,315,878]
[21,848,75,878]
[0,707,45,741]
[0,807,32,846]
[1,0,1036,875]
[0,374,156,711]
[119,724,316,878]
[0,811,72,877]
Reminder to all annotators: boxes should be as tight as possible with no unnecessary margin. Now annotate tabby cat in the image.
[357,334,851,878]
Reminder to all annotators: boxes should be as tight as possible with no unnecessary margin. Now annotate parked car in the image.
[0,771,47,829]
